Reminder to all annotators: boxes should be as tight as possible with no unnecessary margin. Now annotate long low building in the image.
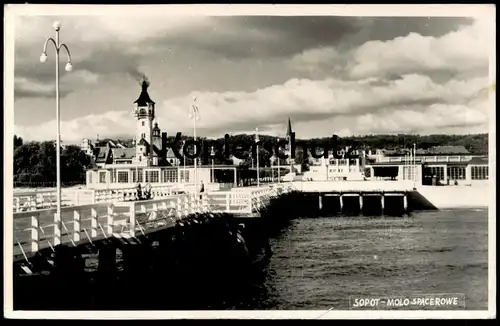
[366,148,489,186]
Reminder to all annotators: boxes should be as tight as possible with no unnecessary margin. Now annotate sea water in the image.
[219,208,488,310]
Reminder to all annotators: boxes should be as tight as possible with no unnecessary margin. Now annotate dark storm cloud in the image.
[13,15,477,101]
[169,16,475,59]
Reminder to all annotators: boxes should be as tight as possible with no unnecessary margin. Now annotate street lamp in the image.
[189,96,200,192]
[40,21,73,246]
[255,127,260,188]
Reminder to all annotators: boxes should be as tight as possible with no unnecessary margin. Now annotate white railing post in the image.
[202,194,209,212]
[91,207,98,238]
[129,202,136,237]
[107,204,114,235]
[14,197,20,212]
[91,190,96,204]
[152,202,158,220]
[184,195,190,216]
[73,209,81,243]
[225,192,230,212]
[30,213,40,253]
[248,194,253,213]
[74,191,80,206]
[176,196,183,219]
[53,209,62,246]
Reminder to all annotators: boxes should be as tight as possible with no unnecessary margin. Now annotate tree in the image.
[14,135,23,148]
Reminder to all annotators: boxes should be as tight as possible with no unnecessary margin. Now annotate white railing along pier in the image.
[13,184,294,262]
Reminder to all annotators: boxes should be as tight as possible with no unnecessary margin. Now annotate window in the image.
[146,170,160,183]
[447,167,466,180]
[428,166,444,181]
[141,133,146,139]
[142,121,145,126]
[180,170,190,182]
[403,166,417,180]
[99,171,106,183]
[88,172,93,184]
[110,170,117,183]
[471,166,488,180]
[117,171,129,183]
[132,169,143,183]
[162,169,178,183]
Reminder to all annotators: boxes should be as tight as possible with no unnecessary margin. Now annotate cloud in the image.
[288,18,489,82]
[349,18,490,79]
[14,72,490,142]
[12,15,493,141]
[14,69,100,99]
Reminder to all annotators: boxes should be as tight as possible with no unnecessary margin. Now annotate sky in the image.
[11,8,495,143]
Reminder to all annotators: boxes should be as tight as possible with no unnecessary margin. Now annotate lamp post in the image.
[255,127,260,187]
[211,145,215,183]
[182,140,186,183]
[189,97,200,191]
[413,143,417,188]
[40,21,73,246]
[276,137,280,184]
[271,154,275,183]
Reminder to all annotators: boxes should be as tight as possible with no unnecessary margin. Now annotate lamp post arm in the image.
[59,43,72,63]
[43,37,58,53]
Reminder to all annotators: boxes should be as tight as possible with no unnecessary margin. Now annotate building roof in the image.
[468,156,489,165]
[286,117,292,136]
[134,78,155,106]
[94,147,111,163]
[111,148,136,160]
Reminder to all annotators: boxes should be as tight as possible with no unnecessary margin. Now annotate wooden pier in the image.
[12,183,293,268]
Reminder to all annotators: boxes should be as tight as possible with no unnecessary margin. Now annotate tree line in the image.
[13,135,91,187]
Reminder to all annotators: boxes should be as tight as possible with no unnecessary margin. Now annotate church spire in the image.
[286,117,293,137]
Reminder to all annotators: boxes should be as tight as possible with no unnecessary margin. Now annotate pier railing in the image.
[13,184,293,260]
[290,180,415,193]
[13,184,224,213]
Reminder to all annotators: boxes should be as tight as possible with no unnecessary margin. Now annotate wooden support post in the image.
[339,194,344,212]
[359,194,363,213]
[318,195,323,212]
[381,194,385,214]
[403,194,408,212]
[98,245,117,275]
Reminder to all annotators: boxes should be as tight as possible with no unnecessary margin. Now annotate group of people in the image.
[136,182,152,200]
[135,181,205,201]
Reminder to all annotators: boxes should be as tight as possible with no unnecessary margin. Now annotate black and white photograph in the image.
[4,4,496,319]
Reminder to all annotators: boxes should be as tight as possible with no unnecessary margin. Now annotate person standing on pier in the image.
[136,182,142,201]
[145,182,152,200]
[199,181,205,200]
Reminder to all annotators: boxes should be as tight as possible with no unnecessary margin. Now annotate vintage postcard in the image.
[3,4,496,320]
